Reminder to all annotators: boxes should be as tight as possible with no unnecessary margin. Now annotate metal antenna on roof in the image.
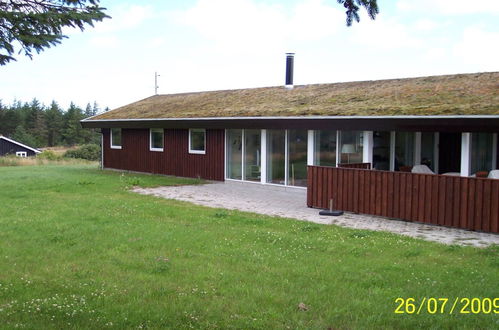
[154,71,160,95]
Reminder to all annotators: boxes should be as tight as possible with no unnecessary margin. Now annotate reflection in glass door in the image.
[244,129,261,181]
[266,130,286,185]
[226,129,242,179]
[421,132,437,172]
[314,130,336,166]
[395,132,415,171]
[288,130,308,187]
[373,131,390,170]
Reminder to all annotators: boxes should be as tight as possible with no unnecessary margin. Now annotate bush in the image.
[64,144,100,161]
[38,150,62,161]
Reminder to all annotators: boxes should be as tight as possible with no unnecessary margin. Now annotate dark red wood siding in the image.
[307,166,499,233]
[102,128,224,181]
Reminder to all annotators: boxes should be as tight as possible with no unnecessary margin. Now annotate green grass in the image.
[0,165,498,329]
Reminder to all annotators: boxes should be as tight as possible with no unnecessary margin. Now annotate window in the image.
[189,129,206,154]
[16,151,27,157]
[421,132,437,172]
[314,130,337,167]
[372,131,390,170]
[110,128,122,149]
[471,133,494,174]
[266,130,286,185]
[243,129,261,182]
[394,132,415,171]
[225,129,261,182]
[266,129,308,187]
[150,128,164,151]
[287,130,308,187]
[226,129,243,179]
[339,131,363,164]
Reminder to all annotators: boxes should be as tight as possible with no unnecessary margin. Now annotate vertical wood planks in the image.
[102,128,224,181]
[307,165,499,233]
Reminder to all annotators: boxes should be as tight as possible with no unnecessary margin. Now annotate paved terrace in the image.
[133,181,499,248]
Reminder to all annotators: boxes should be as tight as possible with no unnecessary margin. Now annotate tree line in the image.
[0,99,106,148]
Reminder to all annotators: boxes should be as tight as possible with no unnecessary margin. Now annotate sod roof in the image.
[89,72,499,120]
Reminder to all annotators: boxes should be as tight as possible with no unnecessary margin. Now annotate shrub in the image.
[38,150,62,161]
[64,144,100,161]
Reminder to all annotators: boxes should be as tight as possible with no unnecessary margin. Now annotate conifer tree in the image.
[337,0,379,26]
[0,0,109,65]
[45,101,64,146]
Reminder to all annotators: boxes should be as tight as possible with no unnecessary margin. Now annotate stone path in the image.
[133,181,499,247]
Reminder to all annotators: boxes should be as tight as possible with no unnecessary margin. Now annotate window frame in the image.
[188,128,206,154]
[110,128,122,149]
[149,128,164,152]
[16,151,27,158]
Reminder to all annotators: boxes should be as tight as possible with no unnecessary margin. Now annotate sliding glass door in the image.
[373,131,390,170]
[395,132,415,171]
[244,129,261,181]
[226,129,242,179]
[314,130,337,166]
[471,133,494,174]
[288,130,308,187]
[266,130,286,185]
[340,131,363,164]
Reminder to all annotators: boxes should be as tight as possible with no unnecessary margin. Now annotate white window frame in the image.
[110,128,122,149]
[149,128,164,152]
[16,151,27,158]
[188,128,206,154]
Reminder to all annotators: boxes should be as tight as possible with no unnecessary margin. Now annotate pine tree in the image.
[26,99,48,146]
[62,102,86,145]
[2,108,21,137]
[45,101,64,146]
[0,1,109,65]
[337,0,379,26]
[12,125,38,147]
[91,101,100,116]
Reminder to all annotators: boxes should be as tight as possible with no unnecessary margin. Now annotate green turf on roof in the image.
[90,72,499,120]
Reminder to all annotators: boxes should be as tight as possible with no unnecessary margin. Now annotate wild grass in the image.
[0,155,96,167]
[0,165,497,329]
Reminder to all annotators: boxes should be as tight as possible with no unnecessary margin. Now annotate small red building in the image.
[81,70,499,233]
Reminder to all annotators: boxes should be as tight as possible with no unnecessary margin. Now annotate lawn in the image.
[0,165,497,329]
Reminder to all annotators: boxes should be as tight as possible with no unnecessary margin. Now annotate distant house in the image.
[0,136,41,157]
[81,55,498,233]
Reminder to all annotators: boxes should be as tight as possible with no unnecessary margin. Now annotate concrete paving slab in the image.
[133,181,499,247]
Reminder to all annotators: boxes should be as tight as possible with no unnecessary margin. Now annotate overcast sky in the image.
[1,0,498,111]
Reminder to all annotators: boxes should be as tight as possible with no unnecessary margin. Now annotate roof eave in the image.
[80,115,499,133]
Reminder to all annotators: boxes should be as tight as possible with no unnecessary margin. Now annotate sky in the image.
[1,0,498,111]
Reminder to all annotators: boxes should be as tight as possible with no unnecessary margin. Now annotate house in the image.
[0,136,41,157]
[81,56,499,233]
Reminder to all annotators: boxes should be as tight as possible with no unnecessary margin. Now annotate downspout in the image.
[100,129,104,170]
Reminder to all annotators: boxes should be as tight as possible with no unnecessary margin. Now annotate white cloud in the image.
[453,26,499,67]
[175,0,344,53]
[413,19,438,32]
[289,0,344,40]
[89,35,120,48]
[146,37,166,48]
[350,16,422,49]
[397,0,499,15]
[94,5,153,33]
[423,47,447,61]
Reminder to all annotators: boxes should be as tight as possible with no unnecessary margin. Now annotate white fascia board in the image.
[80,115,499,123]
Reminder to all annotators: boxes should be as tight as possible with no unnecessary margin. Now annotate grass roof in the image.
[90,72,499,120]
